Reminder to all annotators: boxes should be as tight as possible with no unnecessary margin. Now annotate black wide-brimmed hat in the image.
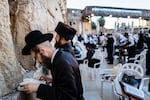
[55,21,77,40]
[22,30,53,55]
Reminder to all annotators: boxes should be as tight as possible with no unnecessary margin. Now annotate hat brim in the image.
[22,33,53,55]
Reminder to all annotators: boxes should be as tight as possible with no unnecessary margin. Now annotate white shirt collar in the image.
[51,49,59,63]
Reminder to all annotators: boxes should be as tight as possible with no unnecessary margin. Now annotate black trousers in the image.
[127,46,136,58]
[107,48,114,63]
[146,52,150,75]
[88,58,100,68]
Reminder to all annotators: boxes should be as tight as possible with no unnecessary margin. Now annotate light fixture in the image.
[139,17,142,19]
[72,10,75,13]
[127,16,131,19]
[109,14,112,17]
[91,13,94,17]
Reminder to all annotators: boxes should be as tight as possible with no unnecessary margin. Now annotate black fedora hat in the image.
[22,30,53,55]
[55,21,77,40]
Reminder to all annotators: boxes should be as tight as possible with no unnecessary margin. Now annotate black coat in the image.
[145,36,150,52]
[57,42,74,55]
[37,49,84,100]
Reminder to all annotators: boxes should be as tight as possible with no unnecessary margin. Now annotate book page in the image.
[121,82,144,99]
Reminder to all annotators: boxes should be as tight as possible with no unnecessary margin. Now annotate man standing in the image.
[144,29,150,75]
[106,33,114,64]
[54,21,76,55]
[21,30,84,100]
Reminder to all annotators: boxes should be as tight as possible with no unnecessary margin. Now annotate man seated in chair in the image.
[84,43,100,68]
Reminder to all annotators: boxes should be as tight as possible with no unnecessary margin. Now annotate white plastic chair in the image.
[79,59,89,80]
[113,63,144,100]
[129,49,147,71]
[100,63,122,98]
[139,77,150,98]
[120,63,144,78]
[83,55,103,80]
[129,49,147,61]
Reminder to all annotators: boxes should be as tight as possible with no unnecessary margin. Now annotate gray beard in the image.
[40,53,51,69]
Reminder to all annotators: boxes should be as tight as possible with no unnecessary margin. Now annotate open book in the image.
[121,82,144,99]
[17,78,46,91]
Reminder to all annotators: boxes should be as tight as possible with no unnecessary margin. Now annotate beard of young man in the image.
[40,53,52,69]
[54,41,62,48]
[55,36,63,49]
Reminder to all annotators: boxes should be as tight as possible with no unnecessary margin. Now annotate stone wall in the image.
[11,0,66,69]
[0,0,66,97]
[0,0,23,96]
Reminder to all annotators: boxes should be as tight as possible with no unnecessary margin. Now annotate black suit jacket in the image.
[37,49,84,100]
[145,36,150,52]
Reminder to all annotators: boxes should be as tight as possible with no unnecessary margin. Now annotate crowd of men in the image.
[72,30,150,75]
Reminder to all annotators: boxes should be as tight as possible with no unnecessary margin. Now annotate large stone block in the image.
[0,0,23,96]
[13,0,65,69]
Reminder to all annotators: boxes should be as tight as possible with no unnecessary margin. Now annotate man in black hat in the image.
[54,21,76,55]
[21,30,84,100]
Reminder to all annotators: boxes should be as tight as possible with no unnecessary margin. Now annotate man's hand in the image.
[40,75,52,85]
[23,83,40,94]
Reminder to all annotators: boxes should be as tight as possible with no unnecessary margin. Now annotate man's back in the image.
[52,50,84,100]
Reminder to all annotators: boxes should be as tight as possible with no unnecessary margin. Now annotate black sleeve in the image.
[37,84,56,100]
[37,53,77,100]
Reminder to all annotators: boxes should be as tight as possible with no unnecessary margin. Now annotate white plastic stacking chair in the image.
[129,49,147,61]
[100,63,122,98]
[113,63,144,100]
[129,49,147,72]
[79,59,89,80]
[139,77,150,98]
[120,63,144,78]
[83,55,103,80]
